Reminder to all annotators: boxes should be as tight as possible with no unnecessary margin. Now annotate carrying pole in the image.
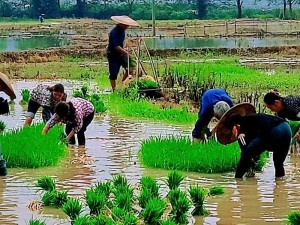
[143,39,159,86]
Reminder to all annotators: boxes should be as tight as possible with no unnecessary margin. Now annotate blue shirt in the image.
[108,25,125,55]
[196,89,234,134]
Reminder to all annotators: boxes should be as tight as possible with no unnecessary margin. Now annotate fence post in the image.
[265,19,268,33]
[225,21,228,36]
[234,20,237,34]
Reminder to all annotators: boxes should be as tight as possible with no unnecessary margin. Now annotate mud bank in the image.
[1,45,300,63]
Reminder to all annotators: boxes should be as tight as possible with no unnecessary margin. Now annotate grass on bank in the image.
[104,92,197,125]
[139,136,268,174]
[0,124,66,168]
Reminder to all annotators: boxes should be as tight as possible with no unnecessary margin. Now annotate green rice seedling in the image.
[124,213,138,225]
[93,181,111,199]
[140,137,246,173]
[89,94,106,113]
[114,192,133,212]
[62,198,83,221]
[113,174,129,188]
[41,190,68,208]
[85,189,106,215]
[95,214,114,225]
[140,176,159,197]
[0,121,6,132]
[287,211,300,225]
[189,185,207,216]
[166,171,184,191]
[255,151,269,172]
[0,123,66,168]
[73,215,95,225]
[168,189,190,224]
[111,207,126,222]
[209,185,225,196]
[142,197,166,225]
[36,176,56,191]
[81,84,88,98]
[28,218,46,225]
[72,89,84,98]
[161,220,177,225]
[20,89,30,103]
[138,188,153,209]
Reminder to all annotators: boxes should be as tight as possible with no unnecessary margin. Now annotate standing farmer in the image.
[192,88,234,142]
[0,72,16,176]
[107,15,139,91]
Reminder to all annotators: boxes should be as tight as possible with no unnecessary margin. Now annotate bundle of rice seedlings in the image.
[287,211,300,225]
[209,185,224,196]
[85,189,106,215]
[28,218,46,225]
[166,171,184,191]
[36,176,56,191]
[62,198,83,221]
[142,197,166,225]
[189,185,207,215]
[168,189,190,224]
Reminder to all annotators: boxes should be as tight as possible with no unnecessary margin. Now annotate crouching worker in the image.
[216,103,292,179]
[42,98,95,146]
[192,88,234,142]
[24,84,66,126]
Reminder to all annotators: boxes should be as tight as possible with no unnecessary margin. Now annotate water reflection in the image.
[0,36,69,52]
[145,37,300,49]
[0,80,299,224]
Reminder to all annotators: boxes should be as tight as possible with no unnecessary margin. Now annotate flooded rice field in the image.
[0,81,299,225]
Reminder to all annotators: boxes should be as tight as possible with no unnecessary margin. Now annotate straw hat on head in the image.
[216,103,256,145]
[0,72,16,100]
[111,16,140,27]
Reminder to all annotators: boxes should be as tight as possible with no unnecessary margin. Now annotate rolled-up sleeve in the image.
[46,113,61,128]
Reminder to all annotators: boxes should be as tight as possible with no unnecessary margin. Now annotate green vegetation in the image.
[0,121,6,132]
[36,176,56,192]
[20,89,30,104]
[189,185,207,216]
[142,197,166,225]
[28,219,46,225]
[209,185,225,196]
[63,198,83,221]
[287,211,300,225]
[0,124,66,168]
[166,170,184,191]
[140,136,269,174]
[168,189,190,224]
[140,136,241,173]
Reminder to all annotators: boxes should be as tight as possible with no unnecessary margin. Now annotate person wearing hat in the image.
[192,88,234,142]
[216,103,292,179]
[264,91,300,141]
[107,15,139,91]
[0,72,16,176]
[24,83,66,126]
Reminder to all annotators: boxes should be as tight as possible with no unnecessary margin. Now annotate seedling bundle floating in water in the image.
[32,173,227,225]
[0,123,66,168]
[140,136,268,174]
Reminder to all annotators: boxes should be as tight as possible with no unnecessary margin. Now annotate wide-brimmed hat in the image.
[216,103,256,145]
[111,16,140,27]
[0,72,16,99]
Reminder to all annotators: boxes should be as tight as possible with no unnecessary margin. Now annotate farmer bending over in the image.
[216,103,292,179]
[107,15,139,91]
[192,88,234,142]
[42,98,94,146]
[264,91,300,141]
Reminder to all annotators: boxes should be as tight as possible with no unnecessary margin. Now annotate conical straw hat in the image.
[111,16,140,27]
[216,103,256,145]
[0,72,16,99]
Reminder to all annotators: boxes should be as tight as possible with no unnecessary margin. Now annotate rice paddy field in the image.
[0,19,300,225]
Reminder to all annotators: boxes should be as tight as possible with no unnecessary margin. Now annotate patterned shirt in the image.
[30,84,56,108]
[277,95,300,121]
[46,98,94,133]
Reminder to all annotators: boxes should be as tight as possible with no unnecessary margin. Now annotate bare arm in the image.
[115,46,129,56]
[42,125,50,135]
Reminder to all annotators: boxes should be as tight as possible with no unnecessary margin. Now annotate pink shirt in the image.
[46,98,94,133]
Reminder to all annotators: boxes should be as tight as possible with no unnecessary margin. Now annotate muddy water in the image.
[0,81,299,225]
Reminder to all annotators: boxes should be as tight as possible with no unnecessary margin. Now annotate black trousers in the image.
[66,111,94,145]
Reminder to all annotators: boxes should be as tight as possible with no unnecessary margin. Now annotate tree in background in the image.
[237,0,242,18]
[76,0,86,17]
[197,0,207,19]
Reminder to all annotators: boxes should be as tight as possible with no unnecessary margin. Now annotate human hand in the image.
[293,132,300,141]
[238,133,246,145]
